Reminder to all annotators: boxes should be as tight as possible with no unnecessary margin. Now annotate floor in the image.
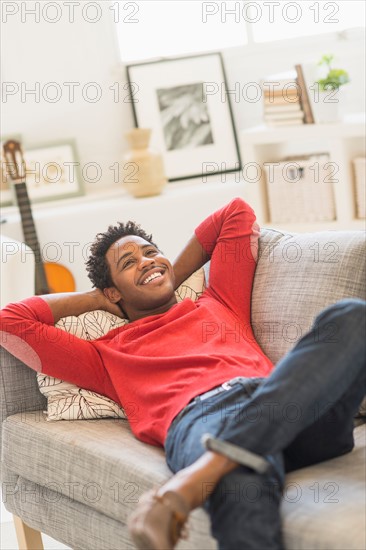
[1,522,71,550]
[1,494,70,550]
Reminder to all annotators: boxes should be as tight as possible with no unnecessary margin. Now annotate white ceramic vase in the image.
[122,128,167,198]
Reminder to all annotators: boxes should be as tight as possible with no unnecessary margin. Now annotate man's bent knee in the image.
[314,298,366,325]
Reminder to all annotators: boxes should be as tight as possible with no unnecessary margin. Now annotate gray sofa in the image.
[1,227,365,550]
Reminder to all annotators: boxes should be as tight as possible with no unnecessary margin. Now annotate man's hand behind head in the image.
[91,289,126,319]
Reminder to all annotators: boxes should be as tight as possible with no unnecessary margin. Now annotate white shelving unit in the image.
[240,113,366,232]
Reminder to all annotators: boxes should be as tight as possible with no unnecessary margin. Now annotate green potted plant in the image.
[317,54,350,91]
[315,54,350,122]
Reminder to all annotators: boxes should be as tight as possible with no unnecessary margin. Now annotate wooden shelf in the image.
[239,114,366,231]
[241,113,366,144]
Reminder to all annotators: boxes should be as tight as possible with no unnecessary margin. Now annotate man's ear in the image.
[103,287,122,304]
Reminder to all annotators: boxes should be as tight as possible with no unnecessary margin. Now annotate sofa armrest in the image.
[0,347,46,457]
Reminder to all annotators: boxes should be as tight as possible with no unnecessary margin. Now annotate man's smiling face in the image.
[104,235,177,321]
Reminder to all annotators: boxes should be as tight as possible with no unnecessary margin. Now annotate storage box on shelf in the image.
[353,157,366,219]
[263,155,336,224]
[240,113,366,231]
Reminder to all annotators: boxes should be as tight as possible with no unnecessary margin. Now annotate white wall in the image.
[1,2,133,192]
[1,2,365,193]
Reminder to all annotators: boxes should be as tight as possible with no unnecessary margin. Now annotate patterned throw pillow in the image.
[37,269,206,421]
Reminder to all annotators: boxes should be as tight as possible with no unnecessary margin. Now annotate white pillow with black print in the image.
[37,374,128,421]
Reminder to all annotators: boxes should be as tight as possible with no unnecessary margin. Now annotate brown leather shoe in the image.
[128,489,190,549]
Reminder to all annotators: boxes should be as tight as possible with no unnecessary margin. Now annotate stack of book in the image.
[262,72,305,127]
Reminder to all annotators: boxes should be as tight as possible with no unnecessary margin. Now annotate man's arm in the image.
[187,197,260,322]
[173,235,210,290]
[0,293,113,393]
[39,289,124,324]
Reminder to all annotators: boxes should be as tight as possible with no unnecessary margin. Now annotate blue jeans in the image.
[164,299,366,550]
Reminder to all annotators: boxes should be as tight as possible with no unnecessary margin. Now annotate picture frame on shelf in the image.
[126,52,242,181]
[21,140,84,203]
[1,133,22,207]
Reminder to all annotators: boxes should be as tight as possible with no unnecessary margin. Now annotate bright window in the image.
[250,1,366,43]
[114,1,247,63]
[114,1,365,62]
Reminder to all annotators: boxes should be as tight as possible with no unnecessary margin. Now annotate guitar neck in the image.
[13,182,50,294]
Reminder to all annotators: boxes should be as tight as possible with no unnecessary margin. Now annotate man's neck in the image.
[124,296,178,322]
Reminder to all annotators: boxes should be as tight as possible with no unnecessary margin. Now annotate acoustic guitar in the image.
[3,139,76,294]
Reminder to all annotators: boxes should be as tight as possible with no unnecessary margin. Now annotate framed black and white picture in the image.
[126,53,242,181]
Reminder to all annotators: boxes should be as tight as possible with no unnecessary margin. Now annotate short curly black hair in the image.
[85,221,158,289]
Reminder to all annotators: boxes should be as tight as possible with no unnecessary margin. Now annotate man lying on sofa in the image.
[1,197,365,550]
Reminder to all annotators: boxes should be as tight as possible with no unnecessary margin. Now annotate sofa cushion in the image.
[252,228,366,365]
[281,425,365,550]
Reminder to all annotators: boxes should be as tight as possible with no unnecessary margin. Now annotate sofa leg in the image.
[13,515,44,550]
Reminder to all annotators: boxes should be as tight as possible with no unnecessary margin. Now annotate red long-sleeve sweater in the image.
[0,198,274,447]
